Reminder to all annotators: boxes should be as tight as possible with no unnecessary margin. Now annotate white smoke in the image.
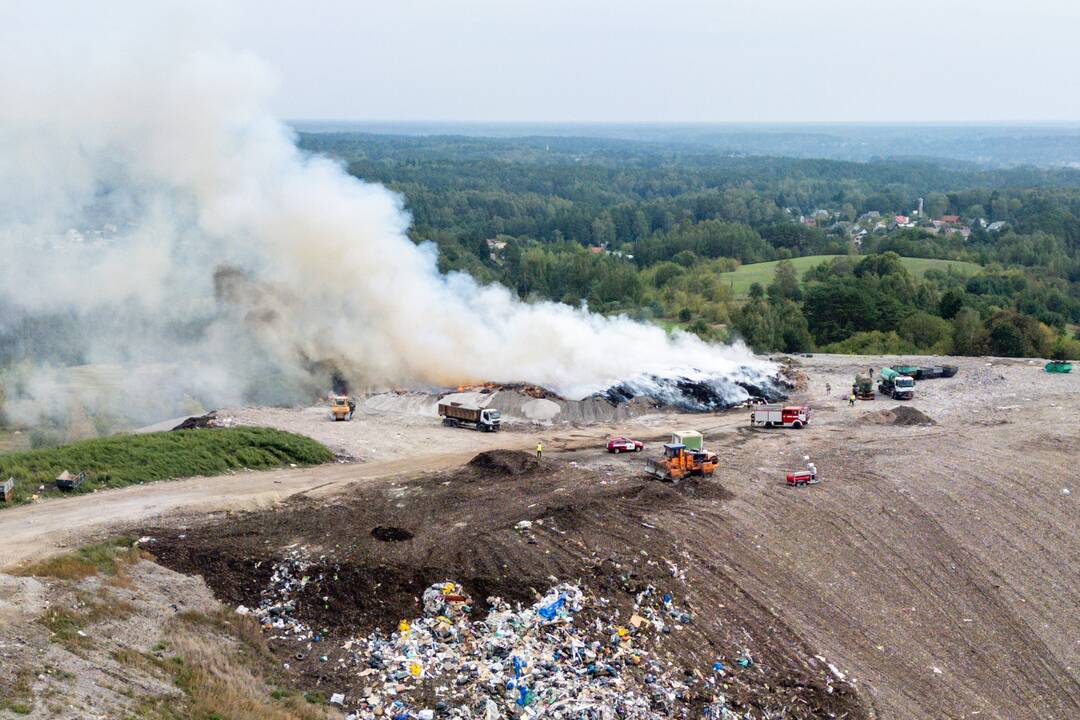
[0,2,774,427]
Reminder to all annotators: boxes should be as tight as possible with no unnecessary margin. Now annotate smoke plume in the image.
[0,3,774,428]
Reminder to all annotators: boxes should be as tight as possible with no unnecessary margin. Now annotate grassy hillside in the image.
[0,427,333,506]
[719,255,981,298]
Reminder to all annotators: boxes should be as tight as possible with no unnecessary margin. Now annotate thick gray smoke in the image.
[0,3,775,429]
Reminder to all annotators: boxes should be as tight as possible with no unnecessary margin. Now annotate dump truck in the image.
[438,401,501,432]
[330,395,355,421]
[878,367,915,400]
[750,404,811,428]
[853,373,875,400]
[646,443,717,482]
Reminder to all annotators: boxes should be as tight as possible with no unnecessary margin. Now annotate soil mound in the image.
[466,449,537,475]
[867,405,935,426]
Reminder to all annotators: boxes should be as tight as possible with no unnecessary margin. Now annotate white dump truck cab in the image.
[480,409,501,430]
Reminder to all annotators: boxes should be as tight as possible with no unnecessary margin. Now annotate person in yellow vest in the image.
[848,391,856,407]
[535,441,543,460]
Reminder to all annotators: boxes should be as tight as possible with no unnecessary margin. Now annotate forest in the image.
[299,132,1080,359]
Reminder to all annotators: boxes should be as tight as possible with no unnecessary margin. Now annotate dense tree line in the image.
[299,133,1080,359]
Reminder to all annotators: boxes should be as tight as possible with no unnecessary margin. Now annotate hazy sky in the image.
[19,0,1080,123]
[219,0,1080,123]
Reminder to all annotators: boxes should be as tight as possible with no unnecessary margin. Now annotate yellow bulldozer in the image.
[646,442,718,482]
[330,395,355,421]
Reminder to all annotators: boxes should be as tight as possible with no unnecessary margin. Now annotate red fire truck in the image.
[749,404,811,429]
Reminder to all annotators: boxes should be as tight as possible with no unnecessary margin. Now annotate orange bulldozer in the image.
[646,443,718,482]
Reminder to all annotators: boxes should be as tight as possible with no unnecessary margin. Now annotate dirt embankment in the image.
[143,451,865,719]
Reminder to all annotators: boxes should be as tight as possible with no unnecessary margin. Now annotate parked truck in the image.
[438,401,501,432]
[891,364,958,380]
[750,404,811,428]
[878,367,915,400]
[853,373,875,400]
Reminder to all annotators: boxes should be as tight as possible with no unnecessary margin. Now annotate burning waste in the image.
[0,5,777,425]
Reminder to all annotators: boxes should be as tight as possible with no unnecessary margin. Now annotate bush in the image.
[820,331,918,355]
[899,312,954,353]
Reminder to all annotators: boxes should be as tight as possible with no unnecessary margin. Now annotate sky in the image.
[220,0,1080,124]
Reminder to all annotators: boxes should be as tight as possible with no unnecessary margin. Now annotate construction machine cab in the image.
[663,443,687,459]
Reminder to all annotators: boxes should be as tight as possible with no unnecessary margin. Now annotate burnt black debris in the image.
[172,411,218,430]
[371,526,415,542]
[599,372,788,412]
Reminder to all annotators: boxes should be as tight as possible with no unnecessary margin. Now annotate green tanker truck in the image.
[878,367,915,400]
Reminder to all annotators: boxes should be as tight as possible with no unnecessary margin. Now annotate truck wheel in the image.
[792,421,802,429]
[614,448,621,454]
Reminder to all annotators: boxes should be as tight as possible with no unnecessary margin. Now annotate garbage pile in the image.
[237,547,327,644]
[599,369,789,412]
[227,541,828,718]
[327,580,733,719]
[171,410,237,430]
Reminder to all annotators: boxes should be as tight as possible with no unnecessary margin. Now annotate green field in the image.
[719,255,982,298]
[0,427,333,506]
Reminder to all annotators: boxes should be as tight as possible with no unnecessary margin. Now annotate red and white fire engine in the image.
[749,404,811,429]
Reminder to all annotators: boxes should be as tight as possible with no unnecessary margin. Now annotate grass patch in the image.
[0,427,333,506]
[147,610,334,720]
[718,254,981,298]
[0,667,35,714]
[17,537,142,580]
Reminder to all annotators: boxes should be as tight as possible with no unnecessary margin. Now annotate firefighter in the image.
[536,441,543,460]
[825,382,831,396]
[848,391,856,406]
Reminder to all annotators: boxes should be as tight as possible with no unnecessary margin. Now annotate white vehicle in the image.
[750,404,811,429]
[438,402,501,432]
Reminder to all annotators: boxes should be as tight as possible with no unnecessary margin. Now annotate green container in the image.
[671,430,703,451]
[1045,361,1073,373]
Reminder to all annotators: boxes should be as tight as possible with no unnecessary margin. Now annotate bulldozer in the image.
[646,443,718,482]
[330,395,355,421]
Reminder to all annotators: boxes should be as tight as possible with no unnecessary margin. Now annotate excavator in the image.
[646,443,718,482]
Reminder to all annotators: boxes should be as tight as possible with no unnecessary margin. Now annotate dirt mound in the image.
[466,449,537,475]
[866,405,936,426]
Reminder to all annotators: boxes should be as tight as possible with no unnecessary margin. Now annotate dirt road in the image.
[0,418,728,571]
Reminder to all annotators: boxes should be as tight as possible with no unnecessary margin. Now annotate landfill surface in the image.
[145,451,864,719]
[6,354,1079,719]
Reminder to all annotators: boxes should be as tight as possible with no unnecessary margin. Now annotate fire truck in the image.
[750,404,811,429]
